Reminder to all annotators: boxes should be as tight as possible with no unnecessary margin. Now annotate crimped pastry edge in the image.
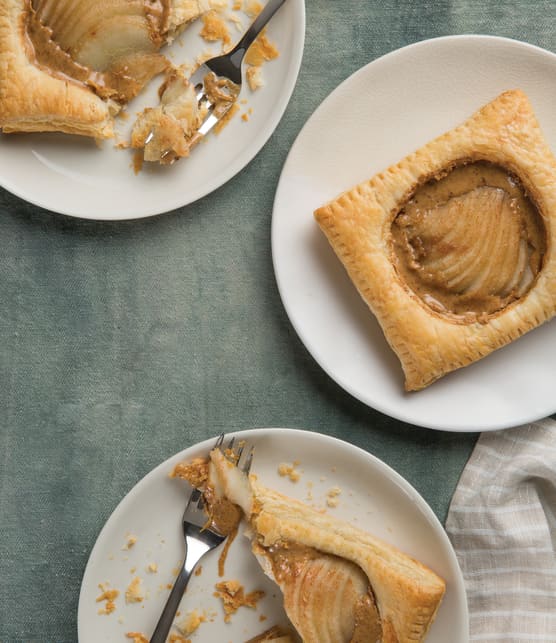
[314,90,556,390]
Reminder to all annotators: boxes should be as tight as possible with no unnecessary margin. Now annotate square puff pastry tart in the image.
[315,90,556,390]
[209,449,446,643]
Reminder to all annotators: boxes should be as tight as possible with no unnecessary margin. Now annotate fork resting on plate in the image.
[149,435,254,643]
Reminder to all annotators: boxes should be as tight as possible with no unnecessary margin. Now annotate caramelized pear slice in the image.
[410,187,528,299]
[263,545,381,643]
[207,448,445,643]
[392,161,545,319]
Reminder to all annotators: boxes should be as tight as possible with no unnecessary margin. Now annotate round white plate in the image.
[78,428,468,642]
[0,1,304,220]
[272,35,556,432]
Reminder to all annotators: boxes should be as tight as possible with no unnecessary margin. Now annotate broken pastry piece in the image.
[131,67,239,164]
[314,90,556,390]
[131,68,205,164]
[207,448,445,643]
[0,0,214,138]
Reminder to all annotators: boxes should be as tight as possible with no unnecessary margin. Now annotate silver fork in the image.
[155,0,288,163]
[149,435,254,643]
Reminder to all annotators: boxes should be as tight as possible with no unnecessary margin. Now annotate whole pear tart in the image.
[203,448,446,643]
[0,0,219,141]
[314,90,556,390]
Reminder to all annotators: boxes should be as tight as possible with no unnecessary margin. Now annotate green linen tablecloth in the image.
[1,1,555,641]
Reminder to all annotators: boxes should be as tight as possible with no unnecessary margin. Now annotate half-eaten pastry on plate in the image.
[0,0,210,138]
[0,0,262,163]
[314,90,556,390]
[202,448,446,643]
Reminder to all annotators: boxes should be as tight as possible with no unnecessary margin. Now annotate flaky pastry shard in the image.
[314,90,556,390]
[209,449,446,643]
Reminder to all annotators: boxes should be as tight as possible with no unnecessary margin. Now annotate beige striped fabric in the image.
[446,419,556,642]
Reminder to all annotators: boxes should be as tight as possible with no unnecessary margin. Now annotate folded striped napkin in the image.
[445,419,556,642]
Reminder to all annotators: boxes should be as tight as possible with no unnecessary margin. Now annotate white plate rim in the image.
[0,1,306,220]
[77,427,469,641]
[271,34,556,432]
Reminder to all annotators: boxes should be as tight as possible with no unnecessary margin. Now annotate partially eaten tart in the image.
[198,448,446,643]
[314,90,556,390]
[0,0,214,138]
[0,0,263,163]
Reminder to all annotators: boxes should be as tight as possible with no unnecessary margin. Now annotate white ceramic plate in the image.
[272,35,556,432]
[0,1,304,220]
[78,428,468,642]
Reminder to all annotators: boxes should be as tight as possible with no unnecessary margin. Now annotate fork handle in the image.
[149,541,210,643]
[231,0,287,60]
[149,566,191,643]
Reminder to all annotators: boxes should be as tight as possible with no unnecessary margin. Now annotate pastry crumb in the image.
[244,0,263,17]
[171,457,209,487]
[246,65,264,91]
[125,577,145,604]
[168,634,190,643]
[146,562,158,573]
[200,10,231,46]
[326,486,342,508]
[175,609,206,636]
[278,462,301,482]
[125,632,148,643]
[96,583,119,615]
[245,30,279,67]
[214,580,265,623]
[122,534,138,550]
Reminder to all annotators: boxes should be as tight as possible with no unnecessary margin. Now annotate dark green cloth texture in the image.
[1,1,554,641]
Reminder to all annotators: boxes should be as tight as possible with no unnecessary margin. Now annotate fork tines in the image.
[217,434,254,474]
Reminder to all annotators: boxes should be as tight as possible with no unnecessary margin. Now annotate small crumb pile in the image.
[122,534,138,550]
[326,486,342,508]
[214,579,265,623]
[278,461,302,482]
[125,576,145,604]
[175,609,207,637]
[96,583,119,615]
[200,11,231,46]
[125,633,148,643]
[171,457,209,487]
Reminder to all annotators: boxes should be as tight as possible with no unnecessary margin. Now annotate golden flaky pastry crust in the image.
[0,0,116,138]
[250,485,445,643]
[314,90,556,390]
[210,450,445,643]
